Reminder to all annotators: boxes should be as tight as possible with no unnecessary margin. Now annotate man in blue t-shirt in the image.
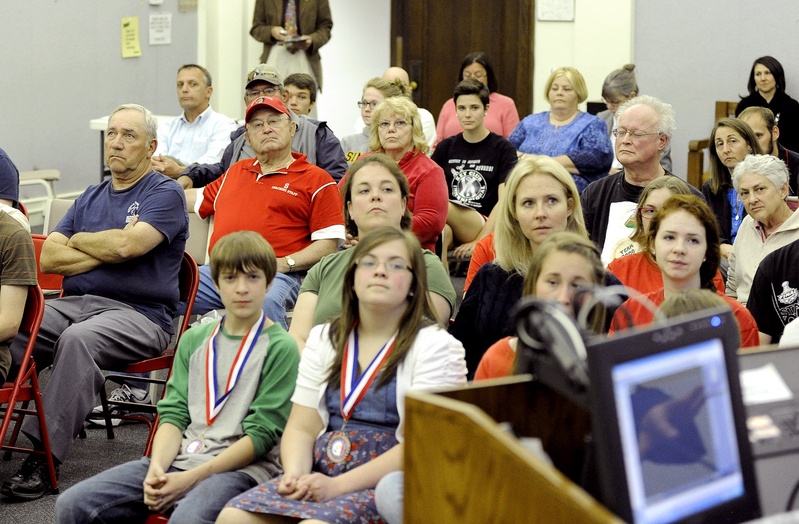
[0,104,188,502]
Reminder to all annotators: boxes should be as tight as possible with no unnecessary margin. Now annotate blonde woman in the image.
[367,97,448,251]
[340,78,404,165]
[509,67,613,192]
[451,156,590,376]
[463,155,586,292]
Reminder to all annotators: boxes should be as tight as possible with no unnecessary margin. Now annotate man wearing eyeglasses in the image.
[184,96,344,330]
[178,64,346,189]
[581,95,702,264]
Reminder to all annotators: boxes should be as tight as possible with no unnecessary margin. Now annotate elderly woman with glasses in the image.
[727,154,799,305]
[364,96,448,251]
[509,66,613,193]
[340,78,405,166]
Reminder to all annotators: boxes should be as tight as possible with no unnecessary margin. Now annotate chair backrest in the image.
[17,201,29,219]
[2,285,44,391]
[43,198,74,235]
[176,252,200,344]
[186,213,212,265]
[30,234,64,294]
[19,286,45,345]
[716,101,738,120]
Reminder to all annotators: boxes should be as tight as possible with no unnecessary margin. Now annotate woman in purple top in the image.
[509,67,613,192]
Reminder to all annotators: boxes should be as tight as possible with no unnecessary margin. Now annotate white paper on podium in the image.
[740,363,794,406]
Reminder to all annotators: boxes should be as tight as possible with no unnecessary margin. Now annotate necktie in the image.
[285,0,298,36]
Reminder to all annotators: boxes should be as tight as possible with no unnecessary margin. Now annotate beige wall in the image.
[532,0,635,114]
[198,0,391,139]
[200,1,635,141]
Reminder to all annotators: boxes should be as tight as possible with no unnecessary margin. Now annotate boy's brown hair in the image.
[210,231,276,285]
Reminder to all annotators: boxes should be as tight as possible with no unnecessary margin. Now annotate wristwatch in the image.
[285,255,296,272]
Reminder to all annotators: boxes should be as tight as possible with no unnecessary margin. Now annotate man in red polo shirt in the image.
[186,96,344,328]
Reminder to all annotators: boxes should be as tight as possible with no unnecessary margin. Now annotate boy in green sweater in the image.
[55,231,300,523]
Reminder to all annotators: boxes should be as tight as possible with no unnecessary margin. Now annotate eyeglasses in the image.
[639,206,658,218]
[249,117,290,131]
[357,100,379,109]
[356,255,411,273]
[613,128,661,140]
[463,71,487,80]
[247,86,280,98]
[378,120,409,130]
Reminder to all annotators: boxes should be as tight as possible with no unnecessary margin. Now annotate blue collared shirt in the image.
[155,105,238,165]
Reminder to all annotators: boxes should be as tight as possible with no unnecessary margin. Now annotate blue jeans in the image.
[55,457,256,524]
[189,264,301,329]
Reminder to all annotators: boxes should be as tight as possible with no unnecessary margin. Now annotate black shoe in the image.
[0,455,59,501]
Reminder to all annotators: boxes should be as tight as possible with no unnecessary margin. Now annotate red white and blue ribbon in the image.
[205,312,266,426]
[340,328,397,421]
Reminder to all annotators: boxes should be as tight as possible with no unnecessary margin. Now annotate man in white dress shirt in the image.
[152,64,238,178]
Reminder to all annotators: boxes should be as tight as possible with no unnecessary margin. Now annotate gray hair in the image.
[602,64,638,100]
[732,154,789,193]
[109,104,158,141]
[616,94,676,140]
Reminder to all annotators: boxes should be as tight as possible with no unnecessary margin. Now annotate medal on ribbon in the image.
[326,328,397,463]
[326,431,351,463]
[205,312,266,426]
[185,436,205,454]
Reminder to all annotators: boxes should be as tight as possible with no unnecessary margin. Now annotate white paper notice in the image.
[149,13,172,46]
[740,363,794,405]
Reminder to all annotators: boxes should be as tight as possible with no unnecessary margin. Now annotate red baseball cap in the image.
[245,96,290,122]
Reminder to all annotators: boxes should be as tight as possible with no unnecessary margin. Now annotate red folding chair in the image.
[93,252,200,455]
[0,286,58,492]
[17,201,29,219]
[1,235,63,459]
[30,234,64,295]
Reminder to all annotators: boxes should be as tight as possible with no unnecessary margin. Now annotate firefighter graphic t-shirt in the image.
[432,132,517,213]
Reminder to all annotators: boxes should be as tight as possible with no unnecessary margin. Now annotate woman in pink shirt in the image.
[436,52,520,144]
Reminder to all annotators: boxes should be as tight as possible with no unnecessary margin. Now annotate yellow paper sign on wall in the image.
[121,16,142,58]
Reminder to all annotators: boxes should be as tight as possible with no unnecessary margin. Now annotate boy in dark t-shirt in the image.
[432,79,517,261]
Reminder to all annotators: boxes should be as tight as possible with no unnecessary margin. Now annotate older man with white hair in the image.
[580,95,701,263]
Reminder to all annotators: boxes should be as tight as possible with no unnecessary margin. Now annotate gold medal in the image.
[326,431,351,463]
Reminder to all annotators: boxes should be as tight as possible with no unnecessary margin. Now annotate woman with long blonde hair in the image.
[451,156,590,377]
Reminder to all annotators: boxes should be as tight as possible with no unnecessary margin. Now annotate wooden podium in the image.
[404,375,622,523]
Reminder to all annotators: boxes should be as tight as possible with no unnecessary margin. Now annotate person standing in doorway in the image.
[250,0,332,93]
